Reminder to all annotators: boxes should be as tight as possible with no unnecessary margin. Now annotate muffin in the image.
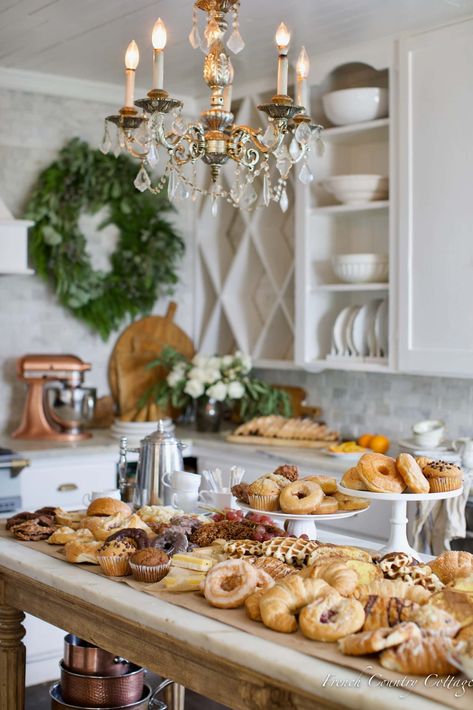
[423,461,463,492]
[97,539,136,576]
[129,548,171,583]
[247,478,280,511]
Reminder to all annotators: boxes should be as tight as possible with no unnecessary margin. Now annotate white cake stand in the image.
[337,484,464,556]
[239,503,368,539]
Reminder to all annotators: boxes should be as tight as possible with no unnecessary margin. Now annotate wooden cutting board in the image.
[226,434,332,449]
[108,302,194,420]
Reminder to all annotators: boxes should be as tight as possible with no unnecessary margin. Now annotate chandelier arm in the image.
[230,123,286,155]
[124,136,150,160]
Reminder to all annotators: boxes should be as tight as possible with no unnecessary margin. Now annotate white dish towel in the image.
[408,474,472,555]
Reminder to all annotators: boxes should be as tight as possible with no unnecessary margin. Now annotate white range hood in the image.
[0,197,34,275]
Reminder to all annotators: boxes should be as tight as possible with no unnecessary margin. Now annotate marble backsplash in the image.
[255,368,473,444]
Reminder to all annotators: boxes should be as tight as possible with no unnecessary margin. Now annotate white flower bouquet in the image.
[143,347,291,422]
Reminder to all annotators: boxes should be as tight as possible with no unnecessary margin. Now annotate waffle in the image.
[261,536,319,567]
[223,539,264,558]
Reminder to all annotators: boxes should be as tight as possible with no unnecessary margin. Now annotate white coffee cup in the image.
[198,490,236,509]
[412,420,445,448]
[163,470,201,491]
[82,489,121,505]
[171,490,199,513]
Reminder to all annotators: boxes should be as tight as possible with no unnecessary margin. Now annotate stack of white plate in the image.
[322,175,388,205]
[327,298,388,361]
[109,419,174,444]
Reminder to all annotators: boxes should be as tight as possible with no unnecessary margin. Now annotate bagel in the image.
[279,480,324,514]
[357,454,406,494]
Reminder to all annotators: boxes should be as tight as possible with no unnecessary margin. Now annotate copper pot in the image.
[60,661,144,708]
[50,682,154,710]
[64,635,130,677]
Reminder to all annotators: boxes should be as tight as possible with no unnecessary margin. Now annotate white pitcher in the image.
[452,438,473,468]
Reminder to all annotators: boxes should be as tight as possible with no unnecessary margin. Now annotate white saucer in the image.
[397,438,455,457]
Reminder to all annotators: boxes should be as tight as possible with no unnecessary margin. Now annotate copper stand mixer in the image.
[12,354,96,441]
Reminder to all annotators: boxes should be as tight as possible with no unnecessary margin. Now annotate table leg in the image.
[163,681,185,710]
[0,581,26,710]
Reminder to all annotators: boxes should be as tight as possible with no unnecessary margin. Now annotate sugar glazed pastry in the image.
[301,562,358,597]
[279,481,324,514]
[339,622,421,655]
[340,467,366,491]
[64,540,103,564]
[409,605,460,637]
[430,550,473,584]
[303,475,337,494]
[357,453,406,494]
[360,595,420,631]
[380,636,458,675]
[332,491,369,511]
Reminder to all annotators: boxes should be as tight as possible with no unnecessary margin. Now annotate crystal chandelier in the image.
[102,0,323,213]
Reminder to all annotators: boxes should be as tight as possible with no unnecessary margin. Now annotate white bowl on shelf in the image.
[322,175,388,205]
[332,253,389,284]
[322,87,388,126]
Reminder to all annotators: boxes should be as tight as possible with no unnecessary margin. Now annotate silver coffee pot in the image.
[118,421,185,508]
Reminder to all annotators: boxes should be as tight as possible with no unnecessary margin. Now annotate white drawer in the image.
[20,456,117,510]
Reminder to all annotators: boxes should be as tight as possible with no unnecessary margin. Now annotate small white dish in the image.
[332,253,388,284]
[345,306,360,356]
[374,299,388,357]
[412,419,445,448]
[322,175,388,205]
[352,304,371,357]
[332,306,353,356]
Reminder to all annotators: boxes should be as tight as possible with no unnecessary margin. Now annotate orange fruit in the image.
[357,433,374,448]
[369,434,390,454]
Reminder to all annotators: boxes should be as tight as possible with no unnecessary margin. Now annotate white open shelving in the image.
[296,61,394,374]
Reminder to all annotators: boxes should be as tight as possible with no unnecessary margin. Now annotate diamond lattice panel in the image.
[193,90,295,363]
[195,253,218,348]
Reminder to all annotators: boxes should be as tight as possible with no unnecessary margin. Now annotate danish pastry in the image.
[409,605,460,637]
[428,589,473,627]
[339,622,421,655]
[354,579,431,604]
[299,592,365,642]
[357,453,406,493]
[64,540,103,564]
[259,576,330,633]
[48,527,94,545]
[396,453,429,494]
[279,480,324,514]
[380,636,458,675]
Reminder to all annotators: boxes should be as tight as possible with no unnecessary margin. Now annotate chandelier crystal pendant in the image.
[102,0,323,213]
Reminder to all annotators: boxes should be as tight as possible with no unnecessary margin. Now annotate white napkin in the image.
[408,473,471,555]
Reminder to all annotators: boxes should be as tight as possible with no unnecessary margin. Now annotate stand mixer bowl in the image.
[46,385,96,435]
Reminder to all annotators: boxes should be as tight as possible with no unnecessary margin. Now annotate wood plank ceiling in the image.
[0,0,472,97]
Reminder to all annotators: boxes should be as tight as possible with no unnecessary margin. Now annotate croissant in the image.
[259,576,331,633]
[302,562,358,596]
[380,636,458,675]
[354,579,431,604]
[245,589,265,622]
[360,595,420,631]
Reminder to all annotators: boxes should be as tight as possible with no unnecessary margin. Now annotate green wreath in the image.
[25,138,184,340]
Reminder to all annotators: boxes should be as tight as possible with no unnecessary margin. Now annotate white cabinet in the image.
[398,18,473,376]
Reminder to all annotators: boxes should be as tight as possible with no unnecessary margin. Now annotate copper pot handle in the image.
[149,678,174,709]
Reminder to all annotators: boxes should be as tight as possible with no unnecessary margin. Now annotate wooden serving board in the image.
[226,434,333,450]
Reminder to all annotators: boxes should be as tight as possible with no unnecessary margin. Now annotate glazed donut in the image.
[255,568,275,591]
[152,526,188,556]
[106,528,149,549]
[357,454,406,494]
[279,481,324,514]
[333,491,369,511]
[396,453,429,494]
[313,497,338,515]
[304,475,337,494]
[340,467,366,491]
[299,593,365,642]
[204,559,258,609]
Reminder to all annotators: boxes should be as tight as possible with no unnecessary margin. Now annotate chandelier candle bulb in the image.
[223,58,234,112]
[152,18,167,90]
[275,22,291,96]
[296,46,310,111]
[124,40,139,108]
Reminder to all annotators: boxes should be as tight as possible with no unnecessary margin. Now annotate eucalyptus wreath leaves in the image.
[25,138,184,339]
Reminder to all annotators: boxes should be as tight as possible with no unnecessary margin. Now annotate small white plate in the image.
[324,451,366,463]
[364,299,383,357]
[345,306,360,356]
[352,303,371,357]
[332,306,353,356]
[397,438,455,455]
[375,299,389,357]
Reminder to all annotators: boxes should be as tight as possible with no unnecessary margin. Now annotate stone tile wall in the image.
[0,88,194,434]
[256,368,473,443]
